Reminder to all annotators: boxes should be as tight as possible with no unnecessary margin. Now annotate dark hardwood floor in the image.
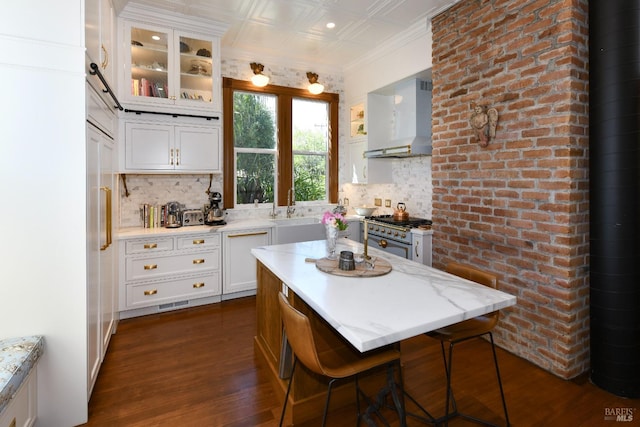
[82,297,639,426]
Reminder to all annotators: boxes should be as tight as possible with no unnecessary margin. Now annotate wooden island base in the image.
[253,261,394,425]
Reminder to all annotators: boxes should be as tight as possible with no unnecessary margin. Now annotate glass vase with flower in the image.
[321,211,348,259]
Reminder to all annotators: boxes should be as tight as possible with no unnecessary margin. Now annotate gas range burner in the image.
[365,215,432,228]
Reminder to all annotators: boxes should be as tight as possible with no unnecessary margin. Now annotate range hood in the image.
[364,79,432,158]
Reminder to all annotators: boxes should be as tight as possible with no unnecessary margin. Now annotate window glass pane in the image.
[236,152,275,204]
[233,92,277,149]
[293,154,326,202]
[292,99,328,152]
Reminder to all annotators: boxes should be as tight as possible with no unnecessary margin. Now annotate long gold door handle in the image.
[144,289,158,296]
[144,264,158,270]
[100,186,112,250]
[228,231,268,238]
[176,148,180,165]
[170,148,174,165]
[193,282,205,288]
[193,259,205,264]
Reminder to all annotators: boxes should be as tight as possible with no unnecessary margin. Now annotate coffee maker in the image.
[205,191,226,225]
[166,201,182,228]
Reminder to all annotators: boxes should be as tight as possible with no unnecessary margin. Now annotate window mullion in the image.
[278,95,293,207]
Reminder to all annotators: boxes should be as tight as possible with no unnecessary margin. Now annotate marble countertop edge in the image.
[0,335,45,415]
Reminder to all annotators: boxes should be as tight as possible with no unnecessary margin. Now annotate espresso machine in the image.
[165,201,182,228]
[205,191,226,225]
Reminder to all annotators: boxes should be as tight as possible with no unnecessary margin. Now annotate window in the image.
[223,78,339,209]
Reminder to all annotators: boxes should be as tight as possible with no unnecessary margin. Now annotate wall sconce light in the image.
[306,72,324,94]
[250,62,269,87]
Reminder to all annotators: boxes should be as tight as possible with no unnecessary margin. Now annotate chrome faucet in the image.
[269,201,278,218]
[286,188,296,218]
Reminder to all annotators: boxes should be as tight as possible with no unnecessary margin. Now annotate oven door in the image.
[366,234,411,259]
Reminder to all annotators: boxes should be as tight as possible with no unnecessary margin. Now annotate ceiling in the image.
[115,0,459,69]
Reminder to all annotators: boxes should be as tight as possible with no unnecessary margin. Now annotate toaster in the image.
[181,209,204,226]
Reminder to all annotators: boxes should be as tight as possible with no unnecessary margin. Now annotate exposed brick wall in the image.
[431,0,590,379]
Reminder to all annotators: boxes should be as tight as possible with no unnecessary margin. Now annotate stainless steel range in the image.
[361,215,433,264]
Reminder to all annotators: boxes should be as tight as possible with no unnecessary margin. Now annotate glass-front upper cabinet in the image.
[123,21,219,112]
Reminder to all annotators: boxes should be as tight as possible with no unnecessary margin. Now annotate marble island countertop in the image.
[0,336,44,415]
[251,240,516,352]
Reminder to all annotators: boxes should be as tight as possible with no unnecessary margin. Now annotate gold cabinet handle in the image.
[193,259,205,264]
[144,264,158,270]
[176,148,180,165]
[228,231,268,238]
[144,243,158,249]
[144,289,158,296]
[193,239,205,245]
[100,186,112,251]
[170,148,174,165]
[101,44,109,70]
[193,282,205,288]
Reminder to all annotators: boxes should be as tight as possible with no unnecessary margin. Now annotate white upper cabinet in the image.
[86,0,115,89]
[123,23,219,112]
[124,121,221,173]
[118,5,227,114]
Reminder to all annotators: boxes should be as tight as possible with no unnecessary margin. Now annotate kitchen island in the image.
[252,239,516,424]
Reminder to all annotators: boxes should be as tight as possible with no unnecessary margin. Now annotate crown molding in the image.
[119,3,229,36]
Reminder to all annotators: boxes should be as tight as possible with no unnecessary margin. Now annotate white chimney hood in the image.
[364,78,432,158]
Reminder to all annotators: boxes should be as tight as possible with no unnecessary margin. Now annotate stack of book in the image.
[140,204,167,228]
[131,78,168,98]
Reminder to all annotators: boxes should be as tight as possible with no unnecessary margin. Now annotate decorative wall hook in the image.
[469,103,498,147]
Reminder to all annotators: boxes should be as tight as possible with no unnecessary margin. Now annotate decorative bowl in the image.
[354,206,376,216]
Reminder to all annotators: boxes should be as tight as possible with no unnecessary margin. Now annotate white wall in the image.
[0,1,89,426]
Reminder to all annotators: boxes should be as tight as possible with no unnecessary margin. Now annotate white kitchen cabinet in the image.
[120,19,222,113]
[123,121,221,172]
[118,232,222,317]
[86,83,117,396]
[410,228,433,267]
[86,0,115,91]
[0,368,37,427]
[347,140,367,184]
[222,228,272,296]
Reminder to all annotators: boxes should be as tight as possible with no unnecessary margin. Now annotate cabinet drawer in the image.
[0,368,36,427]
[126,238,174,254]
[126,272,221,308]
[126,250,219,281]
[176,233,220,250]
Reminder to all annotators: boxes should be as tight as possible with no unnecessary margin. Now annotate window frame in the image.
[222,77,339,209]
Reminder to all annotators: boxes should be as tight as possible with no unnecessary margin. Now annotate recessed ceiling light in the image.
[326,22,335,29]
[152,35,160,41]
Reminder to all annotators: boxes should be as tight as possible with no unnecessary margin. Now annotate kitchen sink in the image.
[272,217,325,244]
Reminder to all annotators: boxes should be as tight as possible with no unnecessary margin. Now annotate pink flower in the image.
[321,211,348,230]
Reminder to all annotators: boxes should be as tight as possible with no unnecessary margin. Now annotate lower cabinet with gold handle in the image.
[222,228,272,295]
[120,232,222,318]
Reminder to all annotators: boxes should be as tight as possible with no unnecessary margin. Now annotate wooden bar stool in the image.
[426,262,510,427]
[278,292,406,426]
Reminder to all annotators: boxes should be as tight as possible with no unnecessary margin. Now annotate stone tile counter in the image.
[0,335,44,415]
